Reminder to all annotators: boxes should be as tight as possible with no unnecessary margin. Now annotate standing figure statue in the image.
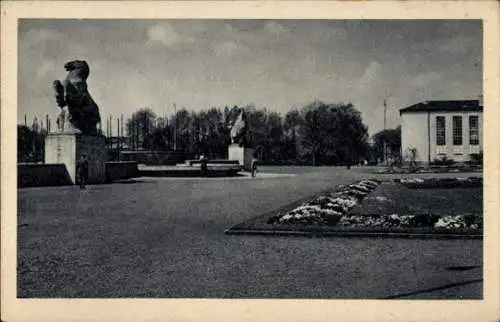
[229,108,248,146]
[53,60,101,135]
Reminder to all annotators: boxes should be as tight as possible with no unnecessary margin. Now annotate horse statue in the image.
[53,60,101,135]
[229,108,248,146]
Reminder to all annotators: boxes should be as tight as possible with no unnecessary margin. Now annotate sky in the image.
[18,19,482,135]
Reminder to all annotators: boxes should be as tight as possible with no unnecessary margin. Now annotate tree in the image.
[126,108,157,150]
[17,125,45,162]
[297,101,369,166]
[372,126,401,163]
[280,109,301,162]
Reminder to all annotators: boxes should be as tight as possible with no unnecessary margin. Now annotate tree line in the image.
[125,101,372,166]
[18,100,403,166]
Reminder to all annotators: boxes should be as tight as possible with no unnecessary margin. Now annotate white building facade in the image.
[400,100,483,164]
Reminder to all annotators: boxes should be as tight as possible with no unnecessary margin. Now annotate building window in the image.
[452,116,463,146]
[436,116,446,146]
[469,115,479,145]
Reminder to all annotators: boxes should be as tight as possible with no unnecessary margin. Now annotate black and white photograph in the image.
[2,1,499,322]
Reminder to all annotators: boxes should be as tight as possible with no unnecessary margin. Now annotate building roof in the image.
[399,100,482,114]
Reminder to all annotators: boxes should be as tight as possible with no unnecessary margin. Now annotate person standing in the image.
[76,153,89,189]
[200,154,208,177]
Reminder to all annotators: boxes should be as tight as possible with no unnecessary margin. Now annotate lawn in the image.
[354,181,482,217]
[17,166,483,298]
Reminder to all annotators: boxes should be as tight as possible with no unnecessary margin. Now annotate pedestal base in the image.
[228,144,254,171]
[45,133,107,184]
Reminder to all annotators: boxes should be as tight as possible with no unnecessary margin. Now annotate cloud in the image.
[358,60,384,90]
[437,35,476,54]
[36,60,56,80]
[409,71,442,88]
[264,21,289,36]
[23,28,61,44]
[211,41,241,57]
[146,23,182,46]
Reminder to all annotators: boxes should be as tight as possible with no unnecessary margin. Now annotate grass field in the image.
[17,166,483,298]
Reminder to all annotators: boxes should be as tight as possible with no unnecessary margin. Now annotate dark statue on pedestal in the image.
[53,60,101,135]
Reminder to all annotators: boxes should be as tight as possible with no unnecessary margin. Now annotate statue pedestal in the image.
[45,133,107,184]
[228,144,254,171]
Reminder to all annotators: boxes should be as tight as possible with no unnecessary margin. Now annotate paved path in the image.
[17,167,482,298]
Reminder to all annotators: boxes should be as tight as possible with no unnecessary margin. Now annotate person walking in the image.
[76,153,89,189]
[251,155,259,178]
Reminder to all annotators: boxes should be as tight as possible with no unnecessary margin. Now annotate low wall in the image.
[18,163,72,188]
[18,161,139,188]
[185,159,240,166]
[105,161,139,182]
[120,151,194,165]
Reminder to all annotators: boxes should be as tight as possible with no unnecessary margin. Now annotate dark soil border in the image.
[224,181,483,239]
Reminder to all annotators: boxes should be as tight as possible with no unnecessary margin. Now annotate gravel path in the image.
[17,166,482,298]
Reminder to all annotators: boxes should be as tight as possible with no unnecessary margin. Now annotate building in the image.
[399,99,483,164]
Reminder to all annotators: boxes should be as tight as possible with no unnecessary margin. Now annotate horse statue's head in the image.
[63,60,90,81]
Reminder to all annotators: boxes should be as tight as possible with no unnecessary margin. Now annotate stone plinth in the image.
[228,144,254,171]
[45,133,107,184]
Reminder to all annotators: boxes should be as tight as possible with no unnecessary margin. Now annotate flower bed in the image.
[395,177,482,189]
[266,178,482,232]
[267,179,381,225]
[339,214,482,230]
[226,177,482,238]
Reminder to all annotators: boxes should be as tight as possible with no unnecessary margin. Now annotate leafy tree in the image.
[282,109,301,162]
[372,126,401,162]
[17,125,45,162]
[144,126,172,150]
[126,108,157,150]
[171,108,192,152]
[297,101,369,166]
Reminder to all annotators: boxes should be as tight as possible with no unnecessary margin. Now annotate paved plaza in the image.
[17,166,482,298]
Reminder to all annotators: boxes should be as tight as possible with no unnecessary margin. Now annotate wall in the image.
[18,161,139,188]
[400,113,429,163]
[105,161,139,182]
[228,144,254,171]
[45,134,76,181]
[76,135,108,183]
[428,111,483,163]
[120,151,194,165]
[45,133,108,184]
[18,163,72,188]
[401,111,483,164]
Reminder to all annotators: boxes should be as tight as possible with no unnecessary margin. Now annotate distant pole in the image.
[383,99,387,165]
[173,103,177,151]
[132,118,135,151]
[48,119,51,133]
[117,117,120,161]
[136,117,139,150]
[24,114,27,127]
[120,114,124,151]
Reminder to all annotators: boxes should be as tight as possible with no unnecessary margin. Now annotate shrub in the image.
[432,156,455,166]
[469,151,483,166]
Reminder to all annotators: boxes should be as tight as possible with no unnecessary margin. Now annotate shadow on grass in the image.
[446,265,481,271]
[381,278,483,299]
